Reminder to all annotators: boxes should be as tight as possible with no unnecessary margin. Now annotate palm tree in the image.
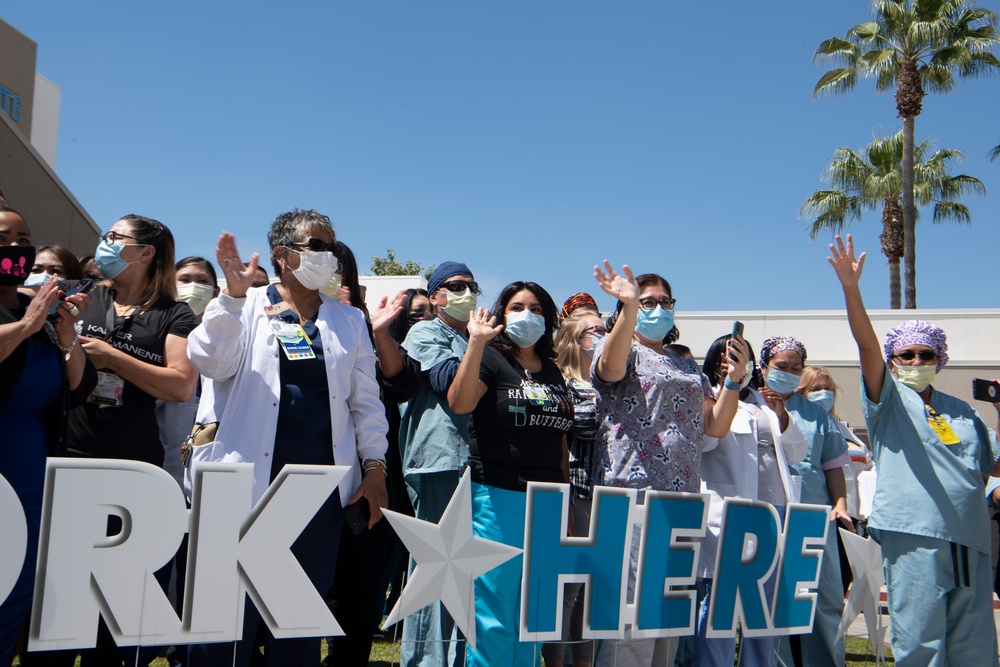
[814,1,1000,308]
[990,142,1000,161]
[801,132,985,308]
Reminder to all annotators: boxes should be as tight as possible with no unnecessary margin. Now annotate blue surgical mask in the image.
[94,241,132,279]
[807,389,836,413]
[635,305,674,342]
[24,271,52,287]
[765,367,800,395]
[505,310,546,348]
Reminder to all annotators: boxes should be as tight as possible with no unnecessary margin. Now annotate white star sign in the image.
[835,528,887,664]
[382,469,522,649]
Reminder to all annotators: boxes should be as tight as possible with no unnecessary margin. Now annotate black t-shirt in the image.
[67,285,197,465]
[467,347,573,491]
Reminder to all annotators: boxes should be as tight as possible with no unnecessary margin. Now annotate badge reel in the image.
[88,371,125,408]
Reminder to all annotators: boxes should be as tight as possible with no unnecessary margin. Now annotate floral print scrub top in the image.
[591,339,714,493]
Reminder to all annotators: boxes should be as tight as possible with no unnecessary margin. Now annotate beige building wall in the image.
[679,309,1000,441]
[0,111,100,254]
[0,19,36,135]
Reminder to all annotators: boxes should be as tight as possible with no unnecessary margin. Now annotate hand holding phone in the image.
[47,278,95,321]
[728,321,744,362]
[972,379,1000,403]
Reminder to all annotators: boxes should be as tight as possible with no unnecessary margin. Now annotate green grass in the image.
[12,634,892,666]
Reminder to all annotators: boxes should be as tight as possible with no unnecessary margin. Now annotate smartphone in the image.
[972,378,1000,403]
[728,321,744,362]
[47,278,95,321]
[345,497,371,535]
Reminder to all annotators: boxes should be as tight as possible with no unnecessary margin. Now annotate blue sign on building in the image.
[0,85,24,122]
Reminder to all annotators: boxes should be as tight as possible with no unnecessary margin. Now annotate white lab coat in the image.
[697,388,808,578]
[186,288,388,505]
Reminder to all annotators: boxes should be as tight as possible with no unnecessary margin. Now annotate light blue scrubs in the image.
[863,368,1000,667]
[784,393,847,667]
[399,319,471,667]
[466,482,541,667]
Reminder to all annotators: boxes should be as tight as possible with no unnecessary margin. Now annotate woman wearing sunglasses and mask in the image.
[0,207,96,667]
[185,209,388,667]
[830,235,1000,667]
[588,263,748,667]
[448,281,573,667]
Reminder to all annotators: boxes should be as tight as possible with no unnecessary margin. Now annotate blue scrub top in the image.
[863,366,1000,555]
[785,392,847,506]
[399,318,471,482]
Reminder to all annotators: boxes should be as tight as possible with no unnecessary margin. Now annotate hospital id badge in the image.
[523,383,551,405]
[87,371,124,408]
[270,320,316,361]
[927,411,960,445]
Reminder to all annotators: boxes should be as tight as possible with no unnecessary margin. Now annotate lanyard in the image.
[103,301,139,343]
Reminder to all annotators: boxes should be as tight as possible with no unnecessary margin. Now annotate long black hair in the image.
[488,281,559,362]
[388,288,429,344]
[702,334,761,390]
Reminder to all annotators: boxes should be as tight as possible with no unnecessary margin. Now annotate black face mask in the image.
[407,312,428,327]
[0,245,36,287]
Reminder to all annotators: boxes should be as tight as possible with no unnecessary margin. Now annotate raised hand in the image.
[725,335,750,382]
[371,290,406,334]
[758,386,788,421]
[19,276,62,338]
[828,234,866,288]
[594,260,639,306]
[216,232,260,298]
[467,307,503,343]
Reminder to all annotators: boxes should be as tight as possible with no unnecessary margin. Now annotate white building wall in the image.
[30,72,60,168]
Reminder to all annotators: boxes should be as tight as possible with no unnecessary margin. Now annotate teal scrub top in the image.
[399,318,471,482]
[786,392,848,506]
[862,366,1000,555]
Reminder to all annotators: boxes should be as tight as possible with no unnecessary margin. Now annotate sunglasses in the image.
[288,238,339,254]
[893,350,937,362]
[438,280,481,295]
[580,325,607,338]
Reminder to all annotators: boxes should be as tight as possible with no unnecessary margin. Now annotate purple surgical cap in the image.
[884,319,949,371]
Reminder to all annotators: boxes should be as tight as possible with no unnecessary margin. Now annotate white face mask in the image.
[894,362,936,393]
[289,250,336,291]
[176,282,215,316]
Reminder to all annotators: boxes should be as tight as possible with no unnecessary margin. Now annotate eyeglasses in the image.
[438,280,481,295]
[639,297,676,311]
[102,231,145,246]
[893,350,937,362]
[580,326,607,338]
[288,238,338,254]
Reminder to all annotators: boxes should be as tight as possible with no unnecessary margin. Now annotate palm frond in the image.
[932,200,972,224]
[989,143,1000,162]
[814,68,858,97]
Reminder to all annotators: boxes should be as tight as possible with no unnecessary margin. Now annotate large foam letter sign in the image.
[631,491,708,638]
[30,459,188,650]
[29,459,349,651]
[705,500,780,638]
[0,472,28,608]
[772,504,831,634]
[520,484,634,641]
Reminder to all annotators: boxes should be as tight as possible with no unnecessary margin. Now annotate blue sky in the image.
[4,1,999,313]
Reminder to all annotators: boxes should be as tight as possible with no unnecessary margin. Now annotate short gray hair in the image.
[267,208,335,276]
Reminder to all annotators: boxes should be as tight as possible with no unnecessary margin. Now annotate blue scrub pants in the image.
[465,482,541,667]
[401,470,466,667]
[881,530,999,667]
